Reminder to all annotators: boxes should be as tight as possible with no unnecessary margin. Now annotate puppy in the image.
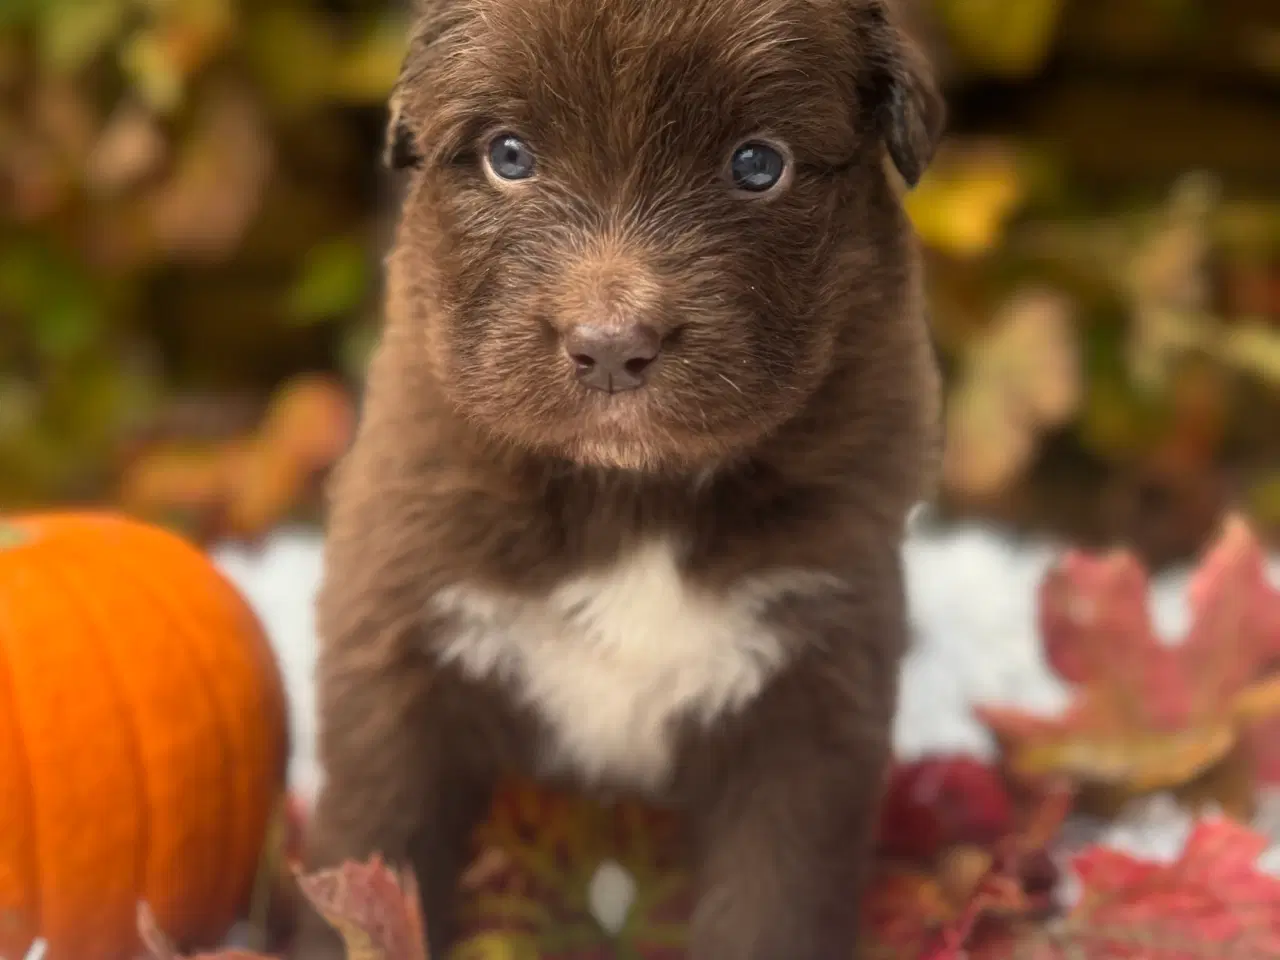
[294,0,944,957]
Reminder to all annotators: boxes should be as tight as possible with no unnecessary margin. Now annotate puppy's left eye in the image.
[729,141,788,194]
[486,134,537,181]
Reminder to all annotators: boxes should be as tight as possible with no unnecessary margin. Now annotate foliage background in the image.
[1,0,1278,568]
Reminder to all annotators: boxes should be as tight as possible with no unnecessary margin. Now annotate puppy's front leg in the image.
[291,633,493,960]
[687,667,895,960]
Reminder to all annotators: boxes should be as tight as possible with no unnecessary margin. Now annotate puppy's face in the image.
[388,0,943,472]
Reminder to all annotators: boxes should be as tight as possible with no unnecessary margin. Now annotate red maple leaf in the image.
[914,811,1280,960]
[1050,816,1280,958]
[976,514,1280,794]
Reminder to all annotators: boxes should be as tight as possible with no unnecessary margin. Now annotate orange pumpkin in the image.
[0,512,290,960]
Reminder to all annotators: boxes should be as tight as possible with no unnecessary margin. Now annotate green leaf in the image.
[119,27,185,112]
[242,5,341,110]
[328,15,411,102]
[0,241,102,360]
[36,0,128,74]
[287,238,370,324]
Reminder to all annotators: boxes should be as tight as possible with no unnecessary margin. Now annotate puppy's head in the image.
[387,0,943,473]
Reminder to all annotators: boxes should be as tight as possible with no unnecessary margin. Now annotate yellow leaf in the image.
[935,0,1067,77]
[330,19,412,102]
[1218,321,1280,386]
[449,933,541,960]
[905,143,1028,258]
[1007,726,1236,793]
[1232,676,1280,724]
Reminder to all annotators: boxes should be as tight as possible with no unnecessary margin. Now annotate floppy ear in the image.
[383,0,460,171]
[868,6,946,188]
[384,91,422,171]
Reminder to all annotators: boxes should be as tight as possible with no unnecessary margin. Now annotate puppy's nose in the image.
[564,323,662,393]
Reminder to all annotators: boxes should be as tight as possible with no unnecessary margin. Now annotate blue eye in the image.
[730,141,787,193]
[487,134,536,180]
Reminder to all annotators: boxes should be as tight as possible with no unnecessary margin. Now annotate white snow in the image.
[210,511,1280,933]
[212,530,325,808]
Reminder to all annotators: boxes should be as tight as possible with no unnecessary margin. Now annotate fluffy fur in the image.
[294,0,944,956]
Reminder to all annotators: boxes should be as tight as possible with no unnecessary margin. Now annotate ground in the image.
[209,506,1280,937]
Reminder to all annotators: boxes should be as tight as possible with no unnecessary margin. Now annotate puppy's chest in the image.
[430,541,827,791]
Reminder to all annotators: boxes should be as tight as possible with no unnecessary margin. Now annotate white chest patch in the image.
[430,540,838,790]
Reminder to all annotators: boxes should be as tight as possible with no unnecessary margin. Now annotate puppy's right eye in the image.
[485,134,536,181]
[729,141,789,195]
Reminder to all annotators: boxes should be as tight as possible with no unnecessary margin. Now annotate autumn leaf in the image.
[117,374,356,544]
[941,286,1082,500]
[877,757,1015,863]
[1049,816,1280,958]
[977,513,1280,798]
[1125,174,1280,395]
[930,815,1280,959]
[861,783,1070,960]
[119,0,237,113]
[454,779,690,957]
[139,855,428,960]
[932,0,1066,77]
[253,374,357,474]
[904,141,1031,258]
[294,858,428,960]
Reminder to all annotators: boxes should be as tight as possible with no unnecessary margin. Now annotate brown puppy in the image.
[295,0,944,957]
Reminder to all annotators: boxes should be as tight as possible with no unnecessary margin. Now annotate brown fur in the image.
[294,0,944,956]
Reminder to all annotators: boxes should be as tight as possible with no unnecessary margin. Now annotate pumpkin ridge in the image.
[0,564,40,956]
[179,562,288,925]
[114,519,288,936]
[8,545,145,958]
[54,534,223,946]
[30,550,153,954]
[33,550,153,934]
[106,540,238,941]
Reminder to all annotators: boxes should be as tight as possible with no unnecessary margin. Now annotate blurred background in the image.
[2,2,1280,958]
[1,0,1278,568]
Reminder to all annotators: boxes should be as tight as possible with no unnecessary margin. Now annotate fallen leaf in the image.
[877,757,1015,863]
[861,784,1070,960]
[454,779,690,957]
[1052,816,1280,957]
[977,513,1280,799]
[296,858,428,960]
[139,855,428,960]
